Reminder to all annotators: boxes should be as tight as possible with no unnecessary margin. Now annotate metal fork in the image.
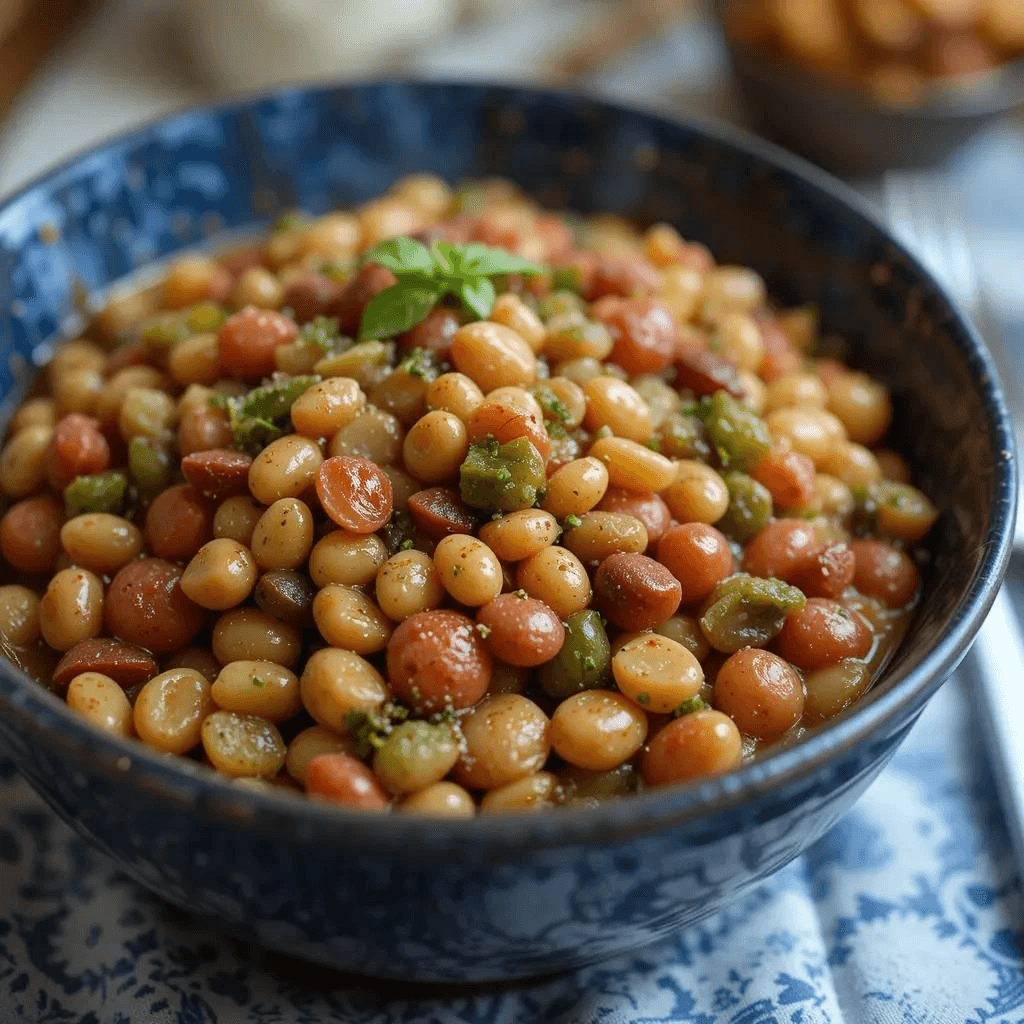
[885,170,1024,869]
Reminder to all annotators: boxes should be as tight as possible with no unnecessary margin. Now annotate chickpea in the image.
[0,585,40,646]
[313,585,393,654]
[60,513,142,577]
[425,372,485,422]
[328,406,403,465]
[180,538,258,610]
[702,265,766,316]
[0,425,53,498]
[249,498,314,571]
[39,568,104,652]
[300,647,389,731]
[95,366,166,429]
[453,694,551,791]
[715,312,765,372]
[400,781,475,817]
[663,460,730,523]
[375,549,445,621]
[214,495,265,547]
[291,377,365,439]
[163,646,220,682]
[299,212,361,258]
[544,314,614,363]
[654,613,710,661]
[390,173,452,217]
[549,690,648,771]
[449,321,537,392]
[814,473,855,521]
[434,534,503,607]
[118,387,176,442]
[489,293,546,353]
[589,436,676,493]
[212,608,302,667]
[478,509,559,562]
[248,434,323,505]
[541,457,610,520]
[403,410,468,483]
[516,545,591,619]
[659,263,705,322]
[309,529,388,587]
[133,668,215,754]
[66,671,134,737]
[285,724,358,785]
[532,376,586,429]
[554,356,604,387]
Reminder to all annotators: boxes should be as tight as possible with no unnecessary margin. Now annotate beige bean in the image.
[402,410,468,483]
[328,406,403,465]
[478,509,559,562]
[490,292,546,353]
[163,646,221,682]
[827,372,892,446]
[60,514,143,576]
[589,436,676,493]
[400,781,476,816]
[169,332,222,386]
[390,173,452,216]
[450,321,537,392]
[516,545,591,618]
[309,529,388,587]
[541,457,609,520]
[453,694,550,790]
[434,534,503,607]
[583,376,653,442]
[214,495,265,546]
[0,425,53,498]
[291,377,365,439]
[370,367,429,428]
[212,608,302,667]
[763,371,828,413]
[161,254,221,309]
[202,711,287,778]
[533,376,586,429]
[133,668,215,754]
[95,366,166,428]
[285,724,359,785]
[9,397,57,434]
[313,584,393,654]
[660,263,705,322]
[663,460,730,523]
[715,312,765,373]
[654,614,710,661]
[766,407,846,466]
[562,511,648,564]
[0,585,40,646]
[300,647,389,731]
[250,498,314,571]
[180,538,258,610]
[248,434,323,505]
[631,375,682,429]
[425,372,485,422]
[480,771,559,813]
[702,265,766,316]
[381,466,419,510]
[298,211,361,256]
[375,549,445,621]
[543,314,614,362]
[549,690,648,771]
[612,633,704,713]
[67,671,133,737]
[819,440,882,485]
[39,568,104,652]
[232,266,284,310]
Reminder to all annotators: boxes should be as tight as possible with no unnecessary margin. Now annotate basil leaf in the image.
[430,240,459,274]
[363,237,433,274]
[460,245,545,277]
[360,281,442,341]
[460,277,496,321]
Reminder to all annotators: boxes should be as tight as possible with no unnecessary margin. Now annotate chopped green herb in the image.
[452,564,463,576]
[645,436,662,452]
[400,538,415,551]
[299,315,343,354]
[594,425,613,440]
[63,471,128,517]
[476,623,492,639]
[343,703,411,758]
[530,383,572,425]
[636,692,651,705]
[399,346,440,381]
[220,374,320,456]
[252,677,266,689]
[565,514,583,529]
[673,695,706,717]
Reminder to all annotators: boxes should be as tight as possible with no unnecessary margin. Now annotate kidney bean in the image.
[596,487,671,547]
[714,648,804,740]
[774,597,872,671]
[316,456,394,534]
[476,593,565,667]
[791,542,855,599]
[588,255,661,301]
[178,405,233,457]
[145,484,216,562]
[386,609,492,714]
[674,349,744,398]
[327,263,398,335]
[641,709,743,786]
[218,308,298,382]
[52,637,158,691]
[306,753,390,809]
[181,449,254,502]
[282,272,339,324]
[407,487,480,540]
[0,496,64,574]
[657,523,735,605]
[850,539,921,609]
[593,552,682,632]
[757,320,802,382]
[46,413,111,492]
[397,307,460,355]
[105,558,205,654]
[743,518,819,581]
[750,446,816,508]
[594,295,677,375]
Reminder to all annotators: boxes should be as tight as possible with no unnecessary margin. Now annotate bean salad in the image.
[0,175,938,815]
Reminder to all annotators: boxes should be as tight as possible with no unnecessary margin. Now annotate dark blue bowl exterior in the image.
[0,82,1015,983]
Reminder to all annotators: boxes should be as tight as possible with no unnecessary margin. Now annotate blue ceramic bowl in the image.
[0,82,1015,983]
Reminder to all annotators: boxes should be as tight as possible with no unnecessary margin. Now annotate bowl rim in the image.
[0,78,1016,852]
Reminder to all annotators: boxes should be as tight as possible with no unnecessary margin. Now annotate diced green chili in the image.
[63,471,128,517]
[128,438,172,499]
[717,471,773,543]
[657,413,712,461]
[702,390,772,471]
[699,573,806,653]
[460,435,546,513]
[537,609,611,700]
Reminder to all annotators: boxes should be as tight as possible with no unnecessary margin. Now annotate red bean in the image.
[714,648,804,739]
[316,456,394,534]
[386,609,492,714]
[476,594,565,667]
[774,597,872,670]
[398,308,460,355]
[641,709,743,786]
[743,518,819,581]
[407,487,480,541]
[327,263,398,335]
[594,295,677,375]
[588,255,662,301]
[145,484,216,562]
[791,542,855,599]
[657,523,735,604]
[306,753,390,809]
[0,496,64,574]
[674,348,744,398]
[757,320,801,382]
[596,487,671,546]
[750,446,816,508]
[282,273,339,324]
[850,539,921,609]
[105,558,205,654]
[181,449,254,502]
[46,414,110,492]
[593,552,682,632]
[52,637,158,691]
[218,308,298,382]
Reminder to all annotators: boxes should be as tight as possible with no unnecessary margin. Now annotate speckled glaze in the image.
[0,82,1015,983]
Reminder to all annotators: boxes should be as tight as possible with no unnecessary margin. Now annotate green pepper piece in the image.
[537,609,611,700]
[185,302,227,335]
[128,438,172,499]
[702,390,772,471]
[63,471,128,517]
[371,720,458,792]
[220,374,320,456]
[657,413,712,461]
[460,436,546,513]
[537,289,587,323]
[314,340,393,385]
[699,572,806,653]
[717,471,773,543]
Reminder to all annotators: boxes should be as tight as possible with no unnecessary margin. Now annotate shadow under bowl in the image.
[0,80,1015,983]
